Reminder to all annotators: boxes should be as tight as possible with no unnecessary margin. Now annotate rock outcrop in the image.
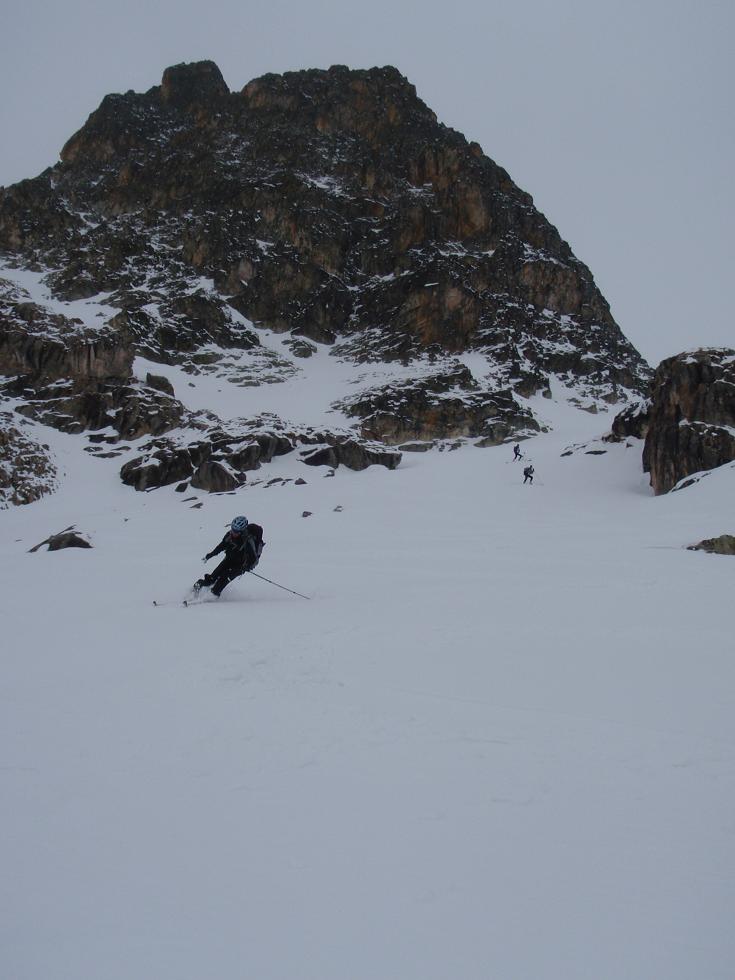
[687,534,735,556]
[0,276,190,441]
[641,349,735,494]
[119,424,401,491]
[120,434,270,492]
[0,413,57,507]
[8,376,185,439]
[0,279,132,381]
[608,397,651,441]
[300,440,401,470]
[337,363,540,445]
[29,526,92,551]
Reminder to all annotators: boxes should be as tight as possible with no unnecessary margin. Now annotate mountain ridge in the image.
[0,59,657,500]
[0,60,648,382]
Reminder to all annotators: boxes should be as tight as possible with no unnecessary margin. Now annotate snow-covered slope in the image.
[2,384,734,979]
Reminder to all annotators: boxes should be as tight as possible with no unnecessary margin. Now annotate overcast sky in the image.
[2,0,732,364]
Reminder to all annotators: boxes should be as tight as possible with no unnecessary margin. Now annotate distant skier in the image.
[523,465,535,485]
[194,515,265,597]
[513,444,523,461]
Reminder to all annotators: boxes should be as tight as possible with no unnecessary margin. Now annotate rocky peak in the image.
[0,60,655,502]
[160,60,230,109]
[241,64,437,144]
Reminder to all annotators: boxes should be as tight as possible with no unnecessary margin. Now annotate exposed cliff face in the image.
[0,274,187,444]
[641,349,735,494]
[0,281,133,382]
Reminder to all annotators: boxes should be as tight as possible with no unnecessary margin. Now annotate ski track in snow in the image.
[2,353,735,977]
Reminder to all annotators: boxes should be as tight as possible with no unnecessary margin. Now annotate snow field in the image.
[2,401,734,980]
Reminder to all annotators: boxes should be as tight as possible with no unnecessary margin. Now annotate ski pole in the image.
[247,570,311,600]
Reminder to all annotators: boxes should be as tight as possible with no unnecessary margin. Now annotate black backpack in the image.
[246,524,265,566]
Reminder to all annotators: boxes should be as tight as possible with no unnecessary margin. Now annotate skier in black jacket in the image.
[194,515,265,597]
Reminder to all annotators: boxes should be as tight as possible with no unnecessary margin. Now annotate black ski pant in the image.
[199,557,247,596]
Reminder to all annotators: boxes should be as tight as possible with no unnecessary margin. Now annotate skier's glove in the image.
[203,553,211,562]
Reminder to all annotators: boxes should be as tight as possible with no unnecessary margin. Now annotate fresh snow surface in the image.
[2,393,735,979]
[0,262,118,330]
[133,330,493,431]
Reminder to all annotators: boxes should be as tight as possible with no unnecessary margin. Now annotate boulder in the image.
[191,460,239,493]
[120,446,196,491]
[609,398,651,441]
[146,372,175,396]
[254,432,294,461]
[29,526,92,551]
[642,349,735,494]
[283,337,317,358]
[687,534,735,556]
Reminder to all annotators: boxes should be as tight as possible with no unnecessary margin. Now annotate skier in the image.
[194,515,265,597]
[523,464,535,485]
[513,443,523,461]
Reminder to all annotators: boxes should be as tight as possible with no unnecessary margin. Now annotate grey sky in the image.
[2,0,733,364]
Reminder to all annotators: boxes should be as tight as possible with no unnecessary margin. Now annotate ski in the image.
[153,592,205,607]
